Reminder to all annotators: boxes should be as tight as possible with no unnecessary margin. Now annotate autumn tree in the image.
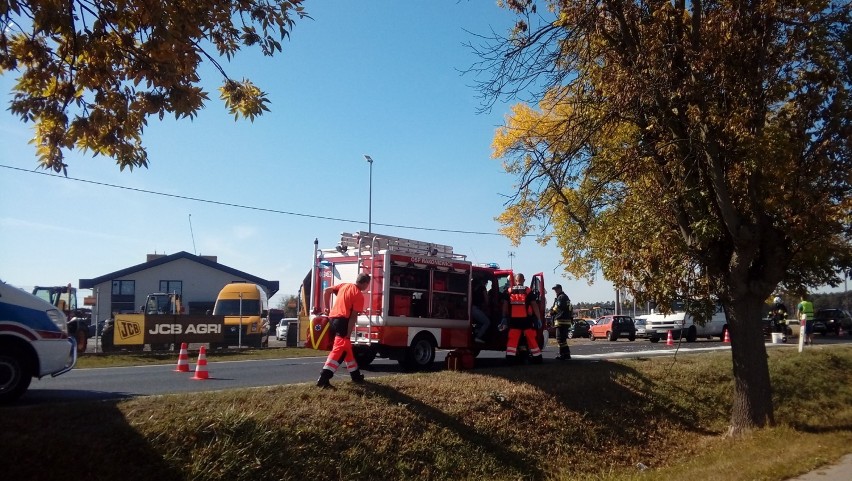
[475,0,852,434]
[0,0,308,173]
[276,293,299,318]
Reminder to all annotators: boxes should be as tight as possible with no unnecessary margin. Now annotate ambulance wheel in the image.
[400,334,436,371]
[0,347,32,404]
[353,345,376,368]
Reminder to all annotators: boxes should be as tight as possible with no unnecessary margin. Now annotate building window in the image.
[159,280,182,295]
[111,280,136,314]
[112,280,135,296]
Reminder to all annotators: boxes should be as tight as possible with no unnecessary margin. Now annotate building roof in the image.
[79,251,279,296]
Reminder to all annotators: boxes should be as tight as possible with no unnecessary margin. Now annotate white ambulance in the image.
[0,280,77,403]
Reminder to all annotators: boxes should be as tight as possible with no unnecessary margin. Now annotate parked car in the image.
[276,317,298,342]
[633,315,651,339]
[645,300,728,343]
[275,320,289,341]
[812,309,852,336]
[762,315,792,341]
[567,319,591,339]
[590,315,636,341]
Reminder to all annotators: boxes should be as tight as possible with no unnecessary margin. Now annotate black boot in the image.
[558,345,571,360]
[350,369,365,384]
[316,369,334,388]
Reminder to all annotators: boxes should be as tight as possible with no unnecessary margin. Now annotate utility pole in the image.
[364,155,373,233]
[508,251,515,270]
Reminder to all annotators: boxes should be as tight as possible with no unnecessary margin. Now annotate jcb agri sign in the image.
[113,314,225,344]
[148,323,222,335]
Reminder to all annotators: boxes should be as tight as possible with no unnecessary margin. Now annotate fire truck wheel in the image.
[400,334,436,371]
[353,345,376,368]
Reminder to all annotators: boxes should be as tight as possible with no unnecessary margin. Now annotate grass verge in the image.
[76,347,319,368]
[2,346,851,481]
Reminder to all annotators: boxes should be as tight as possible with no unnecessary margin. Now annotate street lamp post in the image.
[364,155,373,233]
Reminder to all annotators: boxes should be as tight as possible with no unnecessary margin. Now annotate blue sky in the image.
[1,2,842,310]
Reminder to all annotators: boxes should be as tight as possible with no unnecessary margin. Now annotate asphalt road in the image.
[18,333,851,406]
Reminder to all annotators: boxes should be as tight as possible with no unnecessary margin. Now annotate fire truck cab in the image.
[306,232,547,370]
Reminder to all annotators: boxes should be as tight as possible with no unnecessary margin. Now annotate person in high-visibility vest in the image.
[316,273,371,388]
[796,295,815,346]
[500,273,543,364]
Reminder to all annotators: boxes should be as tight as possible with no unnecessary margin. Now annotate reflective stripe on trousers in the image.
[323,335,359,373]
[505,328,541,357]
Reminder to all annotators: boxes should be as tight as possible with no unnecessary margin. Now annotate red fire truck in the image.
[304,232,547,370]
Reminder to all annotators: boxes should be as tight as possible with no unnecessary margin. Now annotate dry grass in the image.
[76,346,315,368]
[2,346,850,481]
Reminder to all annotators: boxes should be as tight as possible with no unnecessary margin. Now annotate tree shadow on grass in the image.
[356,380,546,480]
[473,357,723,447]
[0,400,182,481]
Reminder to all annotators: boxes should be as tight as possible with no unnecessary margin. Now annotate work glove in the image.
[499,317,508,332]
[534,318,542,330]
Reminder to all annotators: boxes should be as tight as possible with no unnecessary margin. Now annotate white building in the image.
[79,252,278,321]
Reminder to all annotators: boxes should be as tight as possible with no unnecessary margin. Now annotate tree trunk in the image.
[727,296,775,435]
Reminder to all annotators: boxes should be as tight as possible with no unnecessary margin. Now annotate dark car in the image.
[812,309,852,336]
[761,315,792,340]
[568,319,591,339]
[590,315,636,341]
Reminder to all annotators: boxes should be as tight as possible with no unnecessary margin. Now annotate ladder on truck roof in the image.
[339,231,466,260]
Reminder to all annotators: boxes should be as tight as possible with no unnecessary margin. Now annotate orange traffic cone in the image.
[191,345,209,380]
[724,329,731,343]
[666,330,674,346]
[174,342,190,372]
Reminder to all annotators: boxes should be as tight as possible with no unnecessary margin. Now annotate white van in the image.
[0,280,76,403]
[645,300,728,343]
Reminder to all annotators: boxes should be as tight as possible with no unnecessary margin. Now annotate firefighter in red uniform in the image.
[501,273,544,365]
[316,273,371,388]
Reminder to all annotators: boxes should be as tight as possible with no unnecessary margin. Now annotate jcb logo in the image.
[118,320,142,340]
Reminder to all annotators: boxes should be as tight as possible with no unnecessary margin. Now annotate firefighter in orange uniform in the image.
[501,273,544,365]
[316,273,371,388]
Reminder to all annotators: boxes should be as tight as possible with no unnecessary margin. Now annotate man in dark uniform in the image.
[550,284,573,360]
